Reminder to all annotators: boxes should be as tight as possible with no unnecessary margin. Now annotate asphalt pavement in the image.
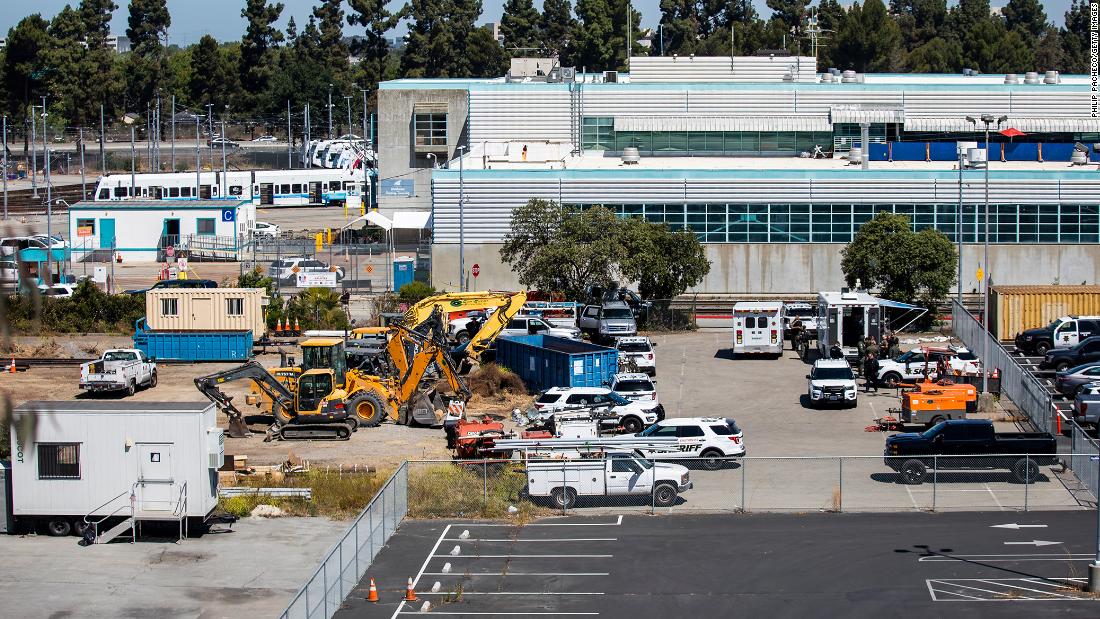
[338,511,1100,618]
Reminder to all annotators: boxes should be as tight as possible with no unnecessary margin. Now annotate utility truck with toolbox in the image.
[79,349,157,396]
[516,446,692,509]
[884,419,1057,484]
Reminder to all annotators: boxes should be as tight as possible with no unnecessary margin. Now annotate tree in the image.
[240,0,284,115]
[313,0,349,69]
[500,200,623,299]
[541,0,576,59]
[189,35,232,111]
[45,7,87,128]
[890,0,947,52]
[348,0,403,97]
[840,212,957,305]
[813,0,846,69]
[467,25,509,77]
[905,36,962,72]
[963,17,1006,72]
[618,218,710,299]
[500,0,543,52]
[398,281,438,304]
[989,29,1034,72]
[124,0,172,114]
[1032,26,1064,72]
[288,287,350,330]
[571,0,640,70]
[655,0,704,56]
[1,14,50,144]
[833,0,903,72]
[78,0,121,122]
[1002,0,1047,42]
[402,0,484,77]
[766,0,809,38]
[1060,0,1091,73]
[948,0,991,43]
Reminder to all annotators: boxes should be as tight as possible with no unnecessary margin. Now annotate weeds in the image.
[408,463,546,521]
[219,468,394,519]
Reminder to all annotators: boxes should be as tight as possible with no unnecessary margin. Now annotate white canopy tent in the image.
[340,210,431,292]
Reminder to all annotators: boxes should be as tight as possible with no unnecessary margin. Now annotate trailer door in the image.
[137,443,174,511]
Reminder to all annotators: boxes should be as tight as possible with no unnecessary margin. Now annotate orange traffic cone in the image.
[991,368,1000,379]
[294,318,300,334]
[275,319,283,333]
[404,577,418,602]
[367,577,379,603]
[8,357,16,373]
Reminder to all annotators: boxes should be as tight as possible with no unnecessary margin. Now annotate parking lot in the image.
[338,511,1100,618]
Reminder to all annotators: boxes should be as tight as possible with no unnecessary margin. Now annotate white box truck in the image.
[8,401,223,542]
[732,301,783,355]
[525,450,692,509]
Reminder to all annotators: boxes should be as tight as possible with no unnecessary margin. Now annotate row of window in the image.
[76,218,217,237]
[160,297,244,316]
[572,203,1100,244]
[414,113,448,147]
[98,181,361,200]
[581,119,837,153]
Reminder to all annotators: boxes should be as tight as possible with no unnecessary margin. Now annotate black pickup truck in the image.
[884,419,1057,484]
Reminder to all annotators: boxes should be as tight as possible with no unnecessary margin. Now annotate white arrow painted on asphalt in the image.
[991,523,1048,530]
[1004,540,1062,546]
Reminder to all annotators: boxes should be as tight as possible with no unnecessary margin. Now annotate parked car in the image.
[534,386,661,433]
[250,221,281,237]
[782,302,818,338]
[615,336,656,376]
[1,236,50,257]
[500,316,582,340]
[635,417,745,470]
[125,278,218,295]
[252,135,278,143]
[79,349,158,396]
[268,257,344,282]
[876,346,981,388]
[884,419,1057,484]
[525,450,691,509]
[806,358,857,408]
[1054,363,1100,396]
[1015,316,1100,355]
[578,301,638,343]
[30,233,67,249]
[209,137,239,148]
[38,282,77,298]
[1072,383,1100,429]
[1038,336,1100,372]
[608,372,659,406]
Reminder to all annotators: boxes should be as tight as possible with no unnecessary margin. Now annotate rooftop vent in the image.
[840,70,858,83]
[621,147,640,165]
[603,70,619,83]
[1024,72,1040,84]
[828,68,841,76]
[1004,73,1019,84]
[820,72,836,83]
[1043,70,1060,84]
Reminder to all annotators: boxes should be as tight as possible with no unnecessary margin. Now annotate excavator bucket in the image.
[227,414,251,438]
[407,390,444,426]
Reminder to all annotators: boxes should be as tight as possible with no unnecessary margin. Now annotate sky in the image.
[0,0,1077,45]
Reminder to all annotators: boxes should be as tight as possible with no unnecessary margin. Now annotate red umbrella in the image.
[1000,127,1026,138]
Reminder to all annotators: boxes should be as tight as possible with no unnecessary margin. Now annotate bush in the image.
[398,281,437,305]
[221,467,394,519]
[1,280,145,334]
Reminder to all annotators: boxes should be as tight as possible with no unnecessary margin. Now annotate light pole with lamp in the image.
[30,104,38,198]
[965,113,1006,395]
[328,84,334,139]
[344,95,353,137]
[221,106,229,198]
[456,144,466,292]
[361,88,370,210]
[122,113,140,199]
[2,114,7,220]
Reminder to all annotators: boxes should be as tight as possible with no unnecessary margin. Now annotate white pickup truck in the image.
[525,450,692,509]
[79,349,158,396]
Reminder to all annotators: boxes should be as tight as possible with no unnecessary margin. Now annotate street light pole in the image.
[361,89,369,211]
[957,149,963,305]
[194,114,201,198]
[42,98,51,241]
[2,114,7,220]
[130,125,136,197]
[171,95,176,171]
[457,144,466,292]
[328,84,334,139]
[287,100,293,169]
[30,104,38,198]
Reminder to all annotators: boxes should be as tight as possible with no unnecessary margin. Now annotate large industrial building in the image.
[377,56,1100,294]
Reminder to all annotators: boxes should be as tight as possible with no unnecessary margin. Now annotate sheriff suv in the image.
[634,417,745,470]
[876,346,980,388]
[806,358,857,408]
[615,336,657,376]
[534,386,662,433]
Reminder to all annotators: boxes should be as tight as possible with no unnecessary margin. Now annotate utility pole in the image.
[957,149,963,305]
[2,114,7,220]
[345,95,353,137]
[171,95,176,171]
[42,98,51,247]
[130,124,136,197]
[221,112,228,197]
[80,127,86,199]
[287,100,293,169]
[194,114,201,198]
[361,88,369,210]
[99,104,106,174]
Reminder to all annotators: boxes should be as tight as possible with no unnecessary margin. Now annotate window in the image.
[76,218,96,237]
[292,183,302,194]
[744,317,756,328]
[181,186,193,198]
[710,424,734,436]
[168,187,180,198]
[677,426,705,438]
[226,298,244,316]
[615,380,653,393]
[114,186,129,198]
[611,455,640,473]
[414,113,448,147]
[197,218,216,236]
[536,392,561,404]
[582,117,614,150]
[279,184,291,194]
[160,298,178,316]
[97,188,109,200]
[565,394,591,405]
[639,424,679,437]
[38,443,80,479]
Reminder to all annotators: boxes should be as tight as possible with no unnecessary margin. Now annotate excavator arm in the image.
[455,291,529,361]
[194,361,297,438]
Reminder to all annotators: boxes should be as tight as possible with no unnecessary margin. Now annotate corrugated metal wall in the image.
[468,89,572,142]
[992,286,1100,340]
[431,174,1100,243]
[145,288,267,335]
[629,56,818,83]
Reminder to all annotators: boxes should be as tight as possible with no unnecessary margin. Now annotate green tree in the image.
[571,0,640,70]
[766,0,809,38]
[398,281,438,304]
[402,0,484,77]
[189,35,233,111]
[348,0,404,98]
[813,0,846,69]
[467,25,509,77]
[833,0,903,72]
[1032,26,1064,71]
[313,0,349,69]
[541,0,576,59]
[948,0,991,43]
[890,0,947,52]
[840,212,957,305]
[905,36,962,72]
[990,28,1034,72]
[240,0,284,115]
[78,0,121,123]
[1,14,50,145]
[963,17,1006,72]
[655,0,703,56]
[288,287,349,330]
[45,6,87,128]
[618,218,710,299]
[124,0,172,114]
[1002,0,1047,42]
[501,0,543,52]
[1060,0,1091,73]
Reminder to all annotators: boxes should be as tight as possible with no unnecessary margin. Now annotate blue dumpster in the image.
[496,335,618,393]
[133,318,253,362]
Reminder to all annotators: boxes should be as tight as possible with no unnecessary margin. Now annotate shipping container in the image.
[134,318,253,362]
[7,401,222,537]
[991,285,1100,341]
[145,288,268,335]
[496,335,618,393]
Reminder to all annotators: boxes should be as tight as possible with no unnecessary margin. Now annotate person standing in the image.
[887,333,901,359]
[829,342,844,359]
[863,351,880,392]
[866,336,881,359]
[789,317,804,351]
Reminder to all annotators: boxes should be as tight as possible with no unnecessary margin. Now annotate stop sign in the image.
[471,263,480,278]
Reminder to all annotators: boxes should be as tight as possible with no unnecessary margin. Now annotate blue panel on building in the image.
[1003,142,1039,161]
[892,142,927,161]
[1042,143,1075,161]
[495,335,618,393]
[928,142,959,161]
[380,179,414,197]
[869,143,889,161]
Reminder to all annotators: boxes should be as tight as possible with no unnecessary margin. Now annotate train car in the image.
[92,168,369,207]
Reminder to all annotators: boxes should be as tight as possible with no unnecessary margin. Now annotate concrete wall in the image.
[431,242,1100,294]
[377,88,469,217]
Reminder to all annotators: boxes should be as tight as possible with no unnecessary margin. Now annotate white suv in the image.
[534,386,661,433]
[635,417,745,470]
[500,316,582,340]
[615,336,656,376]
[876,346,980,388]
[807,358,857,408]
[609,373,659,406]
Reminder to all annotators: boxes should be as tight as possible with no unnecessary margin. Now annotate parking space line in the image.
[461,516,623,527]
[391,524,453,619]
[926,578,1093,602]
[927,583,984,601]
[904,485,920,510]
[985,485,1006,511]
[931,581,1006,596]
[919,553,1093,562]
[975,579,1074,598]
[431,554,614,558]
[416,592,604,596]
[423,572,610,577]
[397,612,600,616]
[442,538,618,543]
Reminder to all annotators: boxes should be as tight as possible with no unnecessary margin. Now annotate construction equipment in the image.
[885,376,978,429]
[194,361,356,440]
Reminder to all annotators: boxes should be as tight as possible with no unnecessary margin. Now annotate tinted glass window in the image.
[536,392,560,404]
[603,308,633,319]
[507,319,524,329]
[956,351,977,360]
[710,424,733,436]
[639,424,678,437]
[725,419,742,434]
[678,426,705,438]
[611,456,637,473]
[812,366,854,380]
[615,380,653,392]
[1081,321,1099,332]
[618,342,650,353]
[565,394,590,405]
[744,317,756,328]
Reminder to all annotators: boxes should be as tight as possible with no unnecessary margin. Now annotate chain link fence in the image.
[278,463,407,619]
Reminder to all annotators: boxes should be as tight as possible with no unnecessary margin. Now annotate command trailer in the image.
[8,401,223,542]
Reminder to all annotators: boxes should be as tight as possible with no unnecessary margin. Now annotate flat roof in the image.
[71,200,249,210]
[14,401,212,414]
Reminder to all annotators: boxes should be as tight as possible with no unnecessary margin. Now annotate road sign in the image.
[221,208,236,222]
[976,267,984,282]
[365,264,374,274]
[472,263,480,278]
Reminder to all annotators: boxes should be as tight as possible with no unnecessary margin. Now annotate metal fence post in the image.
[741,458,747,513]
[354,516,360,579]
[368,502,374,560]
[1024,454,1030,511]
[322,564,328,618]
[338,539,344,602]
[838,458,843,513]
[932,456,938,512]
[304,584,310,619]
[483,461,488,510]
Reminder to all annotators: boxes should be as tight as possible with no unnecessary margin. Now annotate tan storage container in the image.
[990,285,1100,340]
[145,288,268,335]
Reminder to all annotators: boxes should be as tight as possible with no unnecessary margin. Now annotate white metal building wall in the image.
[467,89,572,142]
[431,174,1100,243]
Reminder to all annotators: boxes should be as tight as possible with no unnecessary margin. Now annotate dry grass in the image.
[219,468,394,519]
[467,363,527,398]
[408,462,546,521]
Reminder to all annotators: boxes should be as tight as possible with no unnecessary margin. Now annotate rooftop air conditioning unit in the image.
[547,68,562,83]
[603,71,619,83]
[1043,70,1060,84]
[622,147,640,165]
[561,67,576,82]
[967,147,988,166]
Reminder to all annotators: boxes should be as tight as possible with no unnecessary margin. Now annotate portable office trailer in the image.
[732,301,783,355]
[497,335,619,393]
[0,461,11,533]
[145,288,268,334]
[7,401,222,537]
[817,291,884,359]
[990,285,1100,341]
